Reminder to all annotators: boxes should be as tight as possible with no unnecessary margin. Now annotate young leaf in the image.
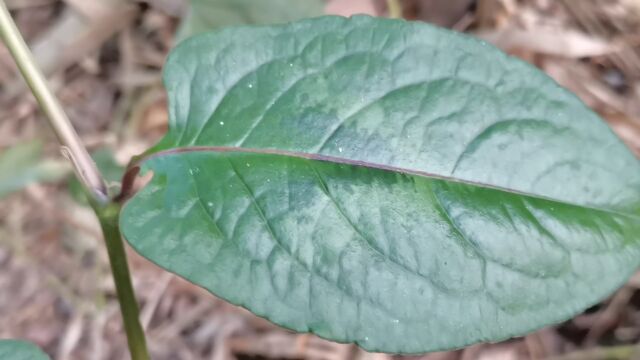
[176,0,324,42]
[120,16,640,353]
[0,141,70,199]
[0,340,50,360]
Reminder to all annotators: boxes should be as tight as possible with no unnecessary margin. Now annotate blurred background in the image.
[1,0,640,359]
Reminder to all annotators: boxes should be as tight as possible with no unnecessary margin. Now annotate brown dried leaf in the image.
[325,0,379,17]
[476,26,616,58]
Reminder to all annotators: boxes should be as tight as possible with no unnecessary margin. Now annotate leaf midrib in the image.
[132,145,639,221]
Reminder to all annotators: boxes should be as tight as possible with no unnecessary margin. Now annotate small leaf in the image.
[121,16,640,353]
[0,141,70,199]
[176,0,324,42]
[0,340,50,360]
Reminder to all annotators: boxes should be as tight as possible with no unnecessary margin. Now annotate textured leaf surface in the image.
[0,340,50,360]
[121,16,640,353]
[176,0,324,42]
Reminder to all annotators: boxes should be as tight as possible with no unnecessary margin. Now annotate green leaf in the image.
[176,0,324,42]
[0,340,50,360]
[0,141,70,199]
[121,16,640,353]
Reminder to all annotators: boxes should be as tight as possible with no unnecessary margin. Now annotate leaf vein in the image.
[308,163,473,296]
[226,158,404,320]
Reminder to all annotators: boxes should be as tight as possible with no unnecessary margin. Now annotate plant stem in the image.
[0,3,150,359]
[546,344,640,360]
[94,202,150,360]
[0,0,106,204]
[386,0,402,19]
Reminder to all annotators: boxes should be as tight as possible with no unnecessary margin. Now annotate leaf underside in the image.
[0,340,50,360]
[121,16,640,353]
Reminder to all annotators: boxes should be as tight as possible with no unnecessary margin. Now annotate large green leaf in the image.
[0,340,49,360]
[176,0,324,42]
[121,16,640,353]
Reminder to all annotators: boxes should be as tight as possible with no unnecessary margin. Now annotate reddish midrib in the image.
[117,145,638,220]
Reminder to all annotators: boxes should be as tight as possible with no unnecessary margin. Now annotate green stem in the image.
[0,0,106,203]
[545,344,640,360]
[386,0,402,19]
[0,2,149,359]
[94,202,150,360]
